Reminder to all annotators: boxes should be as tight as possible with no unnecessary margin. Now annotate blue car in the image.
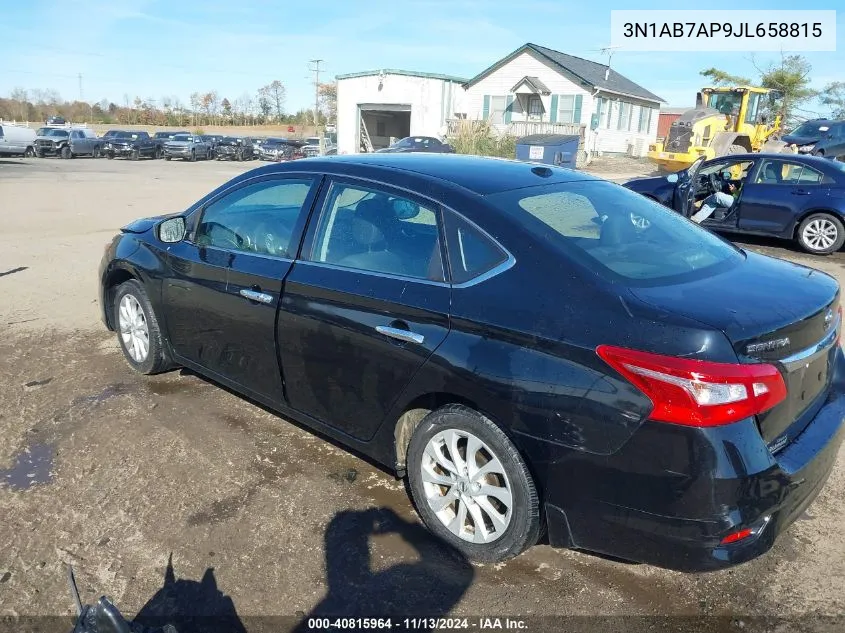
[625,153,845,254]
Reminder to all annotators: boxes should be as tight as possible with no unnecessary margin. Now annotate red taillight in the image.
[596,345,787,427]
[720,528,753,545]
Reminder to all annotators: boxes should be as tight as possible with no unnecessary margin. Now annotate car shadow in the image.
[292,507,474,632]
[131,553,247,633]
[0,159,32,166]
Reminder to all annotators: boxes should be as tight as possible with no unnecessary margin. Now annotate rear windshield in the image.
[486,180,743,285]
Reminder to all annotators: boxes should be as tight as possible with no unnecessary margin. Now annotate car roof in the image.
[712,152,834,165]
[271,153,599,195]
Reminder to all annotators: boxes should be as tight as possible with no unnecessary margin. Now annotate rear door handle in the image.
[792,189,812,195]
[239,288,273,304]
[375,325,425,345]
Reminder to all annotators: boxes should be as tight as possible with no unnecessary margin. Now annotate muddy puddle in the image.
[0,442,55,490]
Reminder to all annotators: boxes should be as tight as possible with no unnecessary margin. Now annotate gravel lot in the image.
[1,155,843,632]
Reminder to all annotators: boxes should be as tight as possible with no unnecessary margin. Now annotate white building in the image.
[460,43,665,155]
[336,69,467,154]
[335,43,664,156]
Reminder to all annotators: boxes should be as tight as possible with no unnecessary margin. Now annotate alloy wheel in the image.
[802,218,838,251]
[421,429,513,543]
[118,294,150,363]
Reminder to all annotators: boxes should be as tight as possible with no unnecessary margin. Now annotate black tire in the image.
[112,280,172,375]
[61,146,72,159]
[24,147,35,158]
[235,150,243,162]
[92,146,101,159]
[405,404,541,563]
[130,148,140,161]
[165,155,171,161]
[188,149,196,162]
[814,149,825,158]
[155,147,162,159]
[106,152,114,160]
[797,213,845,255]
[35,149,43,158]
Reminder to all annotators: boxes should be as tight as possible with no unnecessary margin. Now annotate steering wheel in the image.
[253,222,290,256]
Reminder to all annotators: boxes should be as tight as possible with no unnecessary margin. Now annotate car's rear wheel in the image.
[92,146,101,159]
[405,404,541,563]
[189,149,196,162]
[130,148,140,161]
[155,147,162,159]
[24,147,35,158]
[798,213,845,254]
[113,280,171,375]
[61,146,72,159]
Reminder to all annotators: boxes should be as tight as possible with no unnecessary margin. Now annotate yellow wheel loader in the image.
[648,87,786,173]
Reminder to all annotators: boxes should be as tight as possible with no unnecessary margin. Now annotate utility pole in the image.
[308,59,323,150]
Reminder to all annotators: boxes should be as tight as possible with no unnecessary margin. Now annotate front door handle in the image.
[375,325,425,345]
[239,288,273,304]
[792,189,812,195]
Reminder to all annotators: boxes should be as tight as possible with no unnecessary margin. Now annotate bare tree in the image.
[259,80,286,121]
[10,87,27,120]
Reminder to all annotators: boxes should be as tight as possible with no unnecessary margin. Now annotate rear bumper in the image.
[533,347,845,572]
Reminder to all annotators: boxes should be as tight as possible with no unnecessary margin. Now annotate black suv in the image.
[783,119,845,159]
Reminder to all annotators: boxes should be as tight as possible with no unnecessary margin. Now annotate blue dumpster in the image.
[515,134,580,169]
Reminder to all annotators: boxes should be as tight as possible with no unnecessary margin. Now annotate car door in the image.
[278,177,451,441]
[162,174,321,404]
[738,159,826,234]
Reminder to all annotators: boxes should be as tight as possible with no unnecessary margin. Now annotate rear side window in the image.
[487,180,742,284]
[444,210,508,284]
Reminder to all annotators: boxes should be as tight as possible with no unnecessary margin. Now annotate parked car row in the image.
[0,123,335,161]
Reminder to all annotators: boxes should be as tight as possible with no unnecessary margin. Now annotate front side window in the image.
[487,181,742,284]
[309,183,444,281]
[195,178,314,257]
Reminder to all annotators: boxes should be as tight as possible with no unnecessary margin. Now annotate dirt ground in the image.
[1,155,844,632]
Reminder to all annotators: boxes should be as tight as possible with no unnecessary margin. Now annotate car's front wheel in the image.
[797,213,845,254]
[113,280,171,374]
[405,405,541,563]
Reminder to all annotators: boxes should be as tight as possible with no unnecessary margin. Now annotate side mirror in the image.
[667,173,679,183]
[158,217,186,243]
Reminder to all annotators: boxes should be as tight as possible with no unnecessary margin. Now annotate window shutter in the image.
[573,95,583,125]
[550,94,559,123]
[505,95,514,123]
[482,95,490,119]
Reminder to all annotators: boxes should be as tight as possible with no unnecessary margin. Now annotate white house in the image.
[336,69,467,154]
[459,43,665,155]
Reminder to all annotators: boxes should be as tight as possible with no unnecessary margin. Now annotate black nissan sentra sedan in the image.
[99,154,845,571]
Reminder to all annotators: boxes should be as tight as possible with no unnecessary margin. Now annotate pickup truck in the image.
[152,131,188,157]
[102,131,159,160]
[163,133,212,161]
[34,127,102,158]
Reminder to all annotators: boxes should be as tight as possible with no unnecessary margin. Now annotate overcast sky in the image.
[1,0,842,115]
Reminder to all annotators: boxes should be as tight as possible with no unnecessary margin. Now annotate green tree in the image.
[820,81,845,119]
[699,68,751,86]
[701,55,816,126]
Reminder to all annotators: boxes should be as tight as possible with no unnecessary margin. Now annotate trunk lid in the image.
[630,251,840,452]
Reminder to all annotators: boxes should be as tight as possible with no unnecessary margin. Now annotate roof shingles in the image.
[466,43,665,104]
